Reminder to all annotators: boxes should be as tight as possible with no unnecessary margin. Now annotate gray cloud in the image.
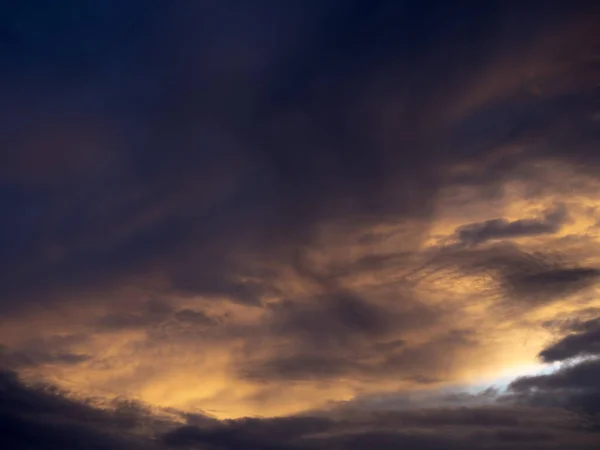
[505,314,600,417]
[508,358,600,416]
[453,204,568,247]
[540,317,600,363]
[162,403,597,450]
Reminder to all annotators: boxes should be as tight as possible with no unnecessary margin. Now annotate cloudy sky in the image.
[1,1,600,448]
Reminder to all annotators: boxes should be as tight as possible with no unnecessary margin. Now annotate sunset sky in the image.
[1,1,600,449]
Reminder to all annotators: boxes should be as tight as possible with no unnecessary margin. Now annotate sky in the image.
[1,1,600,449]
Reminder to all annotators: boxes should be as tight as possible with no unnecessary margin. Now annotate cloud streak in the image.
[452,204,568,247]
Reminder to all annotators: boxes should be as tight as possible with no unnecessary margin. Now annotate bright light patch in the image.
[465,362,559,393]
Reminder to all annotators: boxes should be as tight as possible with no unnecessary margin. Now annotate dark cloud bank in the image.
[3,320,600,450]
[3,307,599,449]
[1,0,600,448]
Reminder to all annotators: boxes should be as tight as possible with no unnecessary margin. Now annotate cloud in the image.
[508,358,600,416]
[236,251,459,385]
[506,313,600,416]
[0,334,91,370]
[0,370,163,450]
[1,349,90,369]
[1,365,599,450]
[161,404,599,450]
[0,0,596,317]
[0,0,599,434]
[540,317,600,362]
[418,244,600,311]
[487,249,600,309]
[452,203,568,247]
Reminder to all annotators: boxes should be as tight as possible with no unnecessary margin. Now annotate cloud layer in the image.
[1,0,600,448]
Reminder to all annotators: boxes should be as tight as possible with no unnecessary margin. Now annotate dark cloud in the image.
[161,404,599,450]
[0,334,91,370]
[269,292,393,347]
[506,316,600,416]
[0,0,597,315]
[1,368,599,450]
[240,289,404,381]
[453,203,568,247]
[0,349,90,369]
[1,0,600,447]
[0,370,163,450]
[508,358,600,416]
[417,245,600,310]
[238,251,449,383]
[489,250,600,308]
[540,317,600,363]
[242,316,474,384]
